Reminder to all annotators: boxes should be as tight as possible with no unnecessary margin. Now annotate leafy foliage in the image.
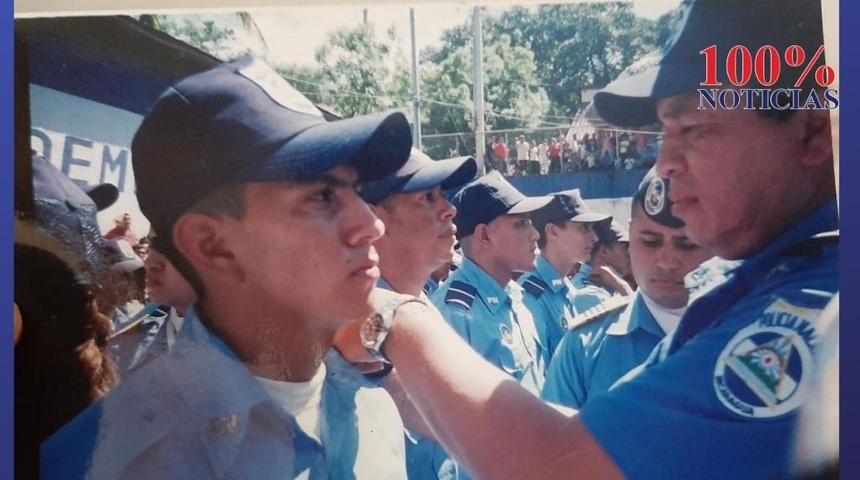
[140,4,677,157]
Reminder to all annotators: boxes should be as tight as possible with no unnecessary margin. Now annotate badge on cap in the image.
[644,176,667,217]
[239,59,322,118]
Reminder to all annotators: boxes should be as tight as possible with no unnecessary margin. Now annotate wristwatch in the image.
[360,294,427,362]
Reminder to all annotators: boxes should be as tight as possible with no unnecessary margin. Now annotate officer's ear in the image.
[798,109,833,167]
[173,213,242,283]
[545,222,561,241]
[473,223,492,245]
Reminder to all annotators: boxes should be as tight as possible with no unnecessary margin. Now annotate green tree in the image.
[420,28,550,159]
[498,3,664,117]
[138,13,268,60]
[311,23,412,118]
[427,4,672,119]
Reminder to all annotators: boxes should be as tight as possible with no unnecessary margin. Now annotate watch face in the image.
[360,312,384,348]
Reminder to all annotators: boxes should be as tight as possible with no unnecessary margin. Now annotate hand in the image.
[589,266,633,296]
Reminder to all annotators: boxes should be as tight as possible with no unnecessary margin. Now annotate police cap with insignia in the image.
[451,171,552,239]
[632,167,684,228]
[593,0,826,128]
[360,148,477,204]
[530,188,612,235]
[132,55,413,238]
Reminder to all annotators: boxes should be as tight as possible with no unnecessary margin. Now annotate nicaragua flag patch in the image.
[713,298,820,419]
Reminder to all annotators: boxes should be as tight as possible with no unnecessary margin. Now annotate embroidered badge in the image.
[713,299,819,419]
[644,176,666,217]
[487,296,500,305]
[239,59,322,117]
[499,324,514,346]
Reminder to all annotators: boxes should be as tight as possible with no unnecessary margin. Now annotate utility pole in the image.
[410,8,422,149]
[472,6,486,173]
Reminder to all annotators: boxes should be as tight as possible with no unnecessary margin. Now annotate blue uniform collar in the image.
[738,199,838,284]
[535,256,570,293]
[167,309,273,477]
[458,257,512,313]
[572,262,593,288]
[169,310,376,478]
[605,291,663,338]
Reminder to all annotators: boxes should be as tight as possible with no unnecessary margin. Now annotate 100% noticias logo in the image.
[698,44,838,110]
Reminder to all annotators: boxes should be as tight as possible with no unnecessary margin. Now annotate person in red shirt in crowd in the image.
[548,138,562,173]
[492,136,509,174]
[103,212,140,246]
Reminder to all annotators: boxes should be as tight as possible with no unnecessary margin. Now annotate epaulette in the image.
[522,275,549,299]
[445,280,478,310]
[568,295,631,330]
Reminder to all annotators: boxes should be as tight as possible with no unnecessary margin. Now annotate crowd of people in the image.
[16,1,838,479]
[487,130,660,176]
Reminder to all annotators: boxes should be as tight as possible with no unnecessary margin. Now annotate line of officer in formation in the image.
[405,167,698,479]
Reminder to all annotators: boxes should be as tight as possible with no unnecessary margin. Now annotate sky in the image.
[251,0,680,68]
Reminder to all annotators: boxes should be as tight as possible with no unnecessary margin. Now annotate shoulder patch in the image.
[522,275,549,299]
[445,280,478,310]
[568,295,630,330]
[713,297,821,419]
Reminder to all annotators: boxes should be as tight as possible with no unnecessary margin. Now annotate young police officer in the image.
[43,56,414,479]
[542,168,712,408]
[519,189,608,363]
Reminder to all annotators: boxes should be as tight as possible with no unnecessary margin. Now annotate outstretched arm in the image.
[337,291,624,479]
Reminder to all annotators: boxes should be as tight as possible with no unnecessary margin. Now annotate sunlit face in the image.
[628,206,712,309]
[550,221,597,266]
[374,185,458,273]
[655,92,812,258]
[144,244,195,312]
[486,213,540,273]
[221,164,384,327]
[602,241,631,278]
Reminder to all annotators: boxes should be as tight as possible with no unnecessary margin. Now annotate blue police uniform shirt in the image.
[520,255,578,364]
[570,262,618,312]
[42,309,407,480]
[377,277,456,480]
[542,290,663,409]
[431,257,546,395]
[426,258,545,480]
[579,200,839,480]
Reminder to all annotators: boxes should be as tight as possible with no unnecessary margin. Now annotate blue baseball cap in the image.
[632,167,685,228]
[31,152,106,278]
[595,220,630,246]
[84,183,119,212]
[594,0,826,127]
[360,148,478,204]
[132,55,413,235]
[452,171,552,239]
[530,188,612,237]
